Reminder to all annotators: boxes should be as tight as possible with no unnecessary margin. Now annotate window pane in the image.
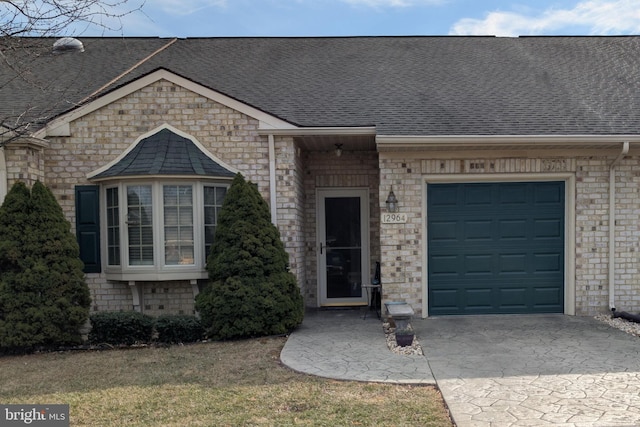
[164,185,194,266]
[106,187,120,266]
[164,206,178,225]
[216,187,227,205]
[127,185,153,266]
[204,186,226,259]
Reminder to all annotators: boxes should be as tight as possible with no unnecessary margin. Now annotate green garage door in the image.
[428,182,564,315]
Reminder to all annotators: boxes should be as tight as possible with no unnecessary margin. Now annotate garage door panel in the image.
[429,186,459,207]
[499,287,528,308]
[428,182,564,315]
[430,255,461,276]
[535,183,564,204]
[465,288,493,309]
[429,289,460,311]
[499,219,528,240]
[532,287,563,308]
[534,218,563,239]
[498,253,527,274]
[464,220,494,241]
[464,184,493,206]
[429,220,458,241]
[464,254,493,275]
[499,183,528,205]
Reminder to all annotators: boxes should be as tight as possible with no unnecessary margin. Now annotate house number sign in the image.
[382,212,407,224]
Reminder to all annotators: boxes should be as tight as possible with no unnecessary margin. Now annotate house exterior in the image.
[2,36,640,318]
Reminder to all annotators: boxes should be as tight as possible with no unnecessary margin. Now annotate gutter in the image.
[268,134,277,226]
[608,141,630,311]
[376,134,640,148]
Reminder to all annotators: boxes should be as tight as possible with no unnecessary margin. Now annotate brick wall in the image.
[4,142,46,187]
[380,152,640,317]
[34,79,301,315]
[302,149,380,307]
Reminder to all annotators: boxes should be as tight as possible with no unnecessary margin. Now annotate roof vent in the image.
[52,37,84,54]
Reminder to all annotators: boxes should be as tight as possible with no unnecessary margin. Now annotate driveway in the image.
[416,315,640,427]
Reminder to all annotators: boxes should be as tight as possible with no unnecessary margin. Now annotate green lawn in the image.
[0,337,453,426]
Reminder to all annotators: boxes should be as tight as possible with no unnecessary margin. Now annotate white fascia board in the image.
[34,69,295,139]
[256,126,377,136]
[377,134,640,148]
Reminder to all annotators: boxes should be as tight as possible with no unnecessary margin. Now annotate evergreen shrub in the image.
[0,181,91,352]
[88,311,154,345]
[195,173,304,340]
[155,314,204,343]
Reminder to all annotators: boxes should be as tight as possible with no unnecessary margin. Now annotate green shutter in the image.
[75,185,101,273]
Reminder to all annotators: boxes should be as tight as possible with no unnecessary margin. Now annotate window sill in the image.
[105,270,208,282]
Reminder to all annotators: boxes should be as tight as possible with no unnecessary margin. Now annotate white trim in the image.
[34,69,295,139]
[378,134,640,148]
[257,126,377,136]
[87,123,239,180]
[421,173,576,318]
[608,142,630,310]
[268,134,277,226]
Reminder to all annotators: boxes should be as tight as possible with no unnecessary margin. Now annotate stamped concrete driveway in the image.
[415,315,640,427]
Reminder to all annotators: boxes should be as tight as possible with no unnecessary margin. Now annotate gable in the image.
[35,69,296,139]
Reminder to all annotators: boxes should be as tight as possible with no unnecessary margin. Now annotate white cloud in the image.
[450,0,640,36]
[147,0,227,16]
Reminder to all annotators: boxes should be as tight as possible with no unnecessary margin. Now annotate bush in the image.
[88,311,154,345]
[155,314,204,344]
[196,173,304,340]
[0,181,91,352]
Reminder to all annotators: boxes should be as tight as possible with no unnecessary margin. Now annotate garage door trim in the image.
[421,173,576,318]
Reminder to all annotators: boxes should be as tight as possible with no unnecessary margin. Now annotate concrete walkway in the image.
[281,308,435,384]
[281,309,640,427]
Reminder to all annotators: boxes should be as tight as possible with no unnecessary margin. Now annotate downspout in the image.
[0,146,7,204]
[609,141,629,311]
[268,134,277,226]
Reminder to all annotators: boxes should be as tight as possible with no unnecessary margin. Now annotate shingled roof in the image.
[2,36,640,137]
[92,128,236,179]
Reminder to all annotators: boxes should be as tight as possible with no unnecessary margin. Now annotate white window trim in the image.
[101,178,229,282]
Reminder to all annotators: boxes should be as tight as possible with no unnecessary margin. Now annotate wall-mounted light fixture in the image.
[335,143,343,157]
[385,187,398,212]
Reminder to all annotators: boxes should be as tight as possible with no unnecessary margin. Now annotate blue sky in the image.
[88,0,640,37]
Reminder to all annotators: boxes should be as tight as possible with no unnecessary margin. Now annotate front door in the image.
[318,188,369,306]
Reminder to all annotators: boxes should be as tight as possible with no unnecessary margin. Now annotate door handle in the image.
[320,242,323,254]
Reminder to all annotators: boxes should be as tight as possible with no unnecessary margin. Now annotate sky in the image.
[83,0,640,38]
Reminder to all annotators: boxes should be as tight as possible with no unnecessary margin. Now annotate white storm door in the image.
[318,188,369,306]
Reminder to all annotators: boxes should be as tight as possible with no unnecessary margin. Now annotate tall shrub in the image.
[0,181,91,351]
[195,173,304,339]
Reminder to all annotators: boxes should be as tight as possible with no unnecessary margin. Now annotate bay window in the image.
[103,180,227,281]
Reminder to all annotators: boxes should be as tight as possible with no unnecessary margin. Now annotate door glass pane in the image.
[325,197,362,298]
[127,185,153,266]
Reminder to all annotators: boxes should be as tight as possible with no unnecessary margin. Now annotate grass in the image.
[0,337,453,426]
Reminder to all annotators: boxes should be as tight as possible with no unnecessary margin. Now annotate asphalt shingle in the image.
[3,36,640,137]
[93,128,236,178]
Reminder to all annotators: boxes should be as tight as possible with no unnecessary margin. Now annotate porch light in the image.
[385,187,398,212]
[335,143,343,157]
